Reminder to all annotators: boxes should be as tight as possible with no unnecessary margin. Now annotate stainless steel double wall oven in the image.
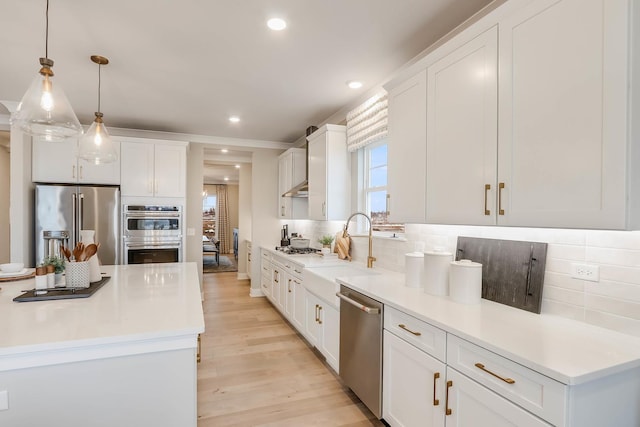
[122,205,183,264]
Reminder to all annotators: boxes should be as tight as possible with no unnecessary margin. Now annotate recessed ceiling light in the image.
[221,149,228,153]
[229,116,240,123]
[235,164,240,169]
[224,177,229,181]
[347,81,363,89]
[267,18,287,31]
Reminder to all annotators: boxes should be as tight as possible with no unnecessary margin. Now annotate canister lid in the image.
[451,259,482,268]
[405,252,424,258]
[35,266,47,276]
[424,250,452,256]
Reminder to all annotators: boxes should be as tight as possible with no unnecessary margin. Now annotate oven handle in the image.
[125,242,182,249]
[124,212,181,218]
[336,292,380,314]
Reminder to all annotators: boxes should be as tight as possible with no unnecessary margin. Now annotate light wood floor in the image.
[197,272,385,427]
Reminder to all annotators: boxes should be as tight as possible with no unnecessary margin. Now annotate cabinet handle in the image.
[445,380,453,415]
[293,279,301,285]
[72,165,76,179]
[498,182,505,215]
[433,372,440,406]
[315,304,319,322]
[474,363,515,384]
[318,305,323,324]
[398,324,421,336]
[281,205,285,216]
[197,334,202,363]
[248,254,251,262]
[322,201,326,217]
[484,184,491,215]
[79,165,83,180]
[386,193,391,216]
[294,268,302,274]
[288,278,292,293]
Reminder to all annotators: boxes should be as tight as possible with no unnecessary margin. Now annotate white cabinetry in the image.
[496,0,629,229]
[385,69,427,224]
[278,148,307,219]
[120,140,186,198]
[260,250,272,298]
[307,124,349,221]
[304,290,340,372]
[32,136,121,185]
[425,27,498,226]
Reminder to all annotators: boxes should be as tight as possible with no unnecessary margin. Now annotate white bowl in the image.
[0,262,24,273]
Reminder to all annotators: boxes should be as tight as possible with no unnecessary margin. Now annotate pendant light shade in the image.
[10,0,82,142]
[78,55,117,165]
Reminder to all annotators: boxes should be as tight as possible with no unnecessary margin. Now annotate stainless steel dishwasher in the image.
[337,284,384,418]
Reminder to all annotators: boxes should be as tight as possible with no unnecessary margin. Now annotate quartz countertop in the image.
[0,262,205,371]
[336,269,640,386]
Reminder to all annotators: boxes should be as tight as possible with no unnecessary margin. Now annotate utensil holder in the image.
[65,261,90,288]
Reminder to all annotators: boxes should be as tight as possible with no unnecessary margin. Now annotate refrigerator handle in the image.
[79,193,85,232]
[72,193,77,247]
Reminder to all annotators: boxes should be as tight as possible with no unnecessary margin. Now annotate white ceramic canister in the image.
[80,230,101,283]
[423,249,453,296]
[405,252,424,288]
[449,259,483,304]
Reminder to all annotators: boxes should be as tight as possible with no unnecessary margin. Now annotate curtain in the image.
[346,91,388,152]
[216,185,231,254]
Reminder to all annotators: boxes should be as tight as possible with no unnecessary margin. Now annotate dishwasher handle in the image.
[336,292,380,314]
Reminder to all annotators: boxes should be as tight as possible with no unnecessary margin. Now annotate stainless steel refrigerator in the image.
[35,184,120,265]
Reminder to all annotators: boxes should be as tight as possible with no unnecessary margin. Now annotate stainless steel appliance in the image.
[122,205,182,264]
[35,184,120,265]
[337,284,384,418]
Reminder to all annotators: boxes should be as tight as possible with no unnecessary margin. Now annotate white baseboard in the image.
[236,272,249,280]
[249,287,265,298]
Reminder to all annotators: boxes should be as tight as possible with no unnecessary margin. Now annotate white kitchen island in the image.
[0,262,204,427]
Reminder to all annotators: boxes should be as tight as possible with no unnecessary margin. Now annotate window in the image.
[203,194,217,237]
[360,141,404,233]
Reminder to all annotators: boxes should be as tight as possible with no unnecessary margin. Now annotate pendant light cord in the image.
[45,0,49,58]
[97,63,102,113]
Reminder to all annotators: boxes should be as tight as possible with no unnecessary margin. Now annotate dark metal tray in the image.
[13,276,111,302]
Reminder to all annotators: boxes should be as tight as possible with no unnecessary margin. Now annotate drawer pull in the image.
[498,182,505,215]
[475,362,515,384]
[433,372,440,406]
[445,380,452,415]
[484,184,491,215]
[398,324,422,336]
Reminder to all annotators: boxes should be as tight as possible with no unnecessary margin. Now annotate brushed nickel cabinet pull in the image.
[433,372,440,406]
[484,184,491,215]
[445,380,453,415]
[398,324,422,336]
[475,362,515,384]
[498,182,505,215]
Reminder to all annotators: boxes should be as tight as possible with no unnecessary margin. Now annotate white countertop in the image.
[0,263,205,371]
[336,270,640,386]
[265,247,348,268]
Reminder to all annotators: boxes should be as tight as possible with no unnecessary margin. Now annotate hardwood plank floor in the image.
[197,272,385,427]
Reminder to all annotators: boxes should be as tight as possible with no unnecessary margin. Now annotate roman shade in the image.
[346,92,388,152]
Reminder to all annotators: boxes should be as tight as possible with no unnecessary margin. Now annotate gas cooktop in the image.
[275,247,321,255]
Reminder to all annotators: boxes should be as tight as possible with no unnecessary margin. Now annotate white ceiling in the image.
[1,0,494,180]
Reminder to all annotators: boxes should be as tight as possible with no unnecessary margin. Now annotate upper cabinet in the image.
[425,27,498,226]
[307,125,350,221]
[120,139,186,198]
[32,136,121,185]
[496,0,630,229]
[387,0,636,229]
[277,148,307,219]
[385,69,427,224]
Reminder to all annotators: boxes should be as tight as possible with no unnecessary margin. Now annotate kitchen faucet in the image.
[344,212,376,268]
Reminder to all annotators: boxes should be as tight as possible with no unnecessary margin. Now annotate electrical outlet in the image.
[571,263,600,282]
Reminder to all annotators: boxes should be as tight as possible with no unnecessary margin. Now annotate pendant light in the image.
[10,0,82,142]
[78,55,117,165]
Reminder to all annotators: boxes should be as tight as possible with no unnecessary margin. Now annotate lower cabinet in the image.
[304,290,340,372]
[292,275,305,331]
[383,331,445,427]
[445,368,551,427]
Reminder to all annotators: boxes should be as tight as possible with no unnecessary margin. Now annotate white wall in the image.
[249,149,281,294]
[185,143,204,287]
[237,164,252,280]
[9,129,33,266]
[0,141,9,263]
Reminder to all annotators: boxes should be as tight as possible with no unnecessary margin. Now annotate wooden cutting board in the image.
[0,270,35,282]
[455,237,547,314]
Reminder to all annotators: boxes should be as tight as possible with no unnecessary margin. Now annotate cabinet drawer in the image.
[447,334,566,426]
[384,306,446,362]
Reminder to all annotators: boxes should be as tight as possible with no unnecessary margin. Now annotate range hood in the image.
[282,126,317,198]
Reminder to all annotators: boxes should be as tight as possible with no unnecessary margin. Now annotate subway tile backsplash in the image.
[287,220,640,338]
